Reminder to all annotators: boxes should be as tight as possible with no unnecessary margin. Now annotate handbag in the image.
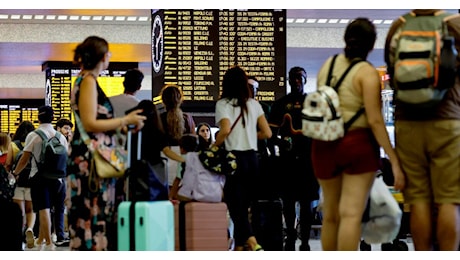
[74,112,128,179]
[361,173,402,244]
[198,112,242,176]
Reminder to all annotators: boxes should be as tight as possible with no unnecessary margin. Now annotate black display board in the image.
[151,9,287,112]
[0,99,45,134]
[42,61,139,125]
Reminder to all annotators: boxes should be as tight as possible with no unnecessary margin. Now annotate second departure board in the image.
[151,9,287,111]
[0,99,44,134]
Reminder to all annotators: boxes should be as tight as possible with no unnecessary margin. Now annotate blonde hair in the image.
[161,85,185,142]
[0,132,11,154]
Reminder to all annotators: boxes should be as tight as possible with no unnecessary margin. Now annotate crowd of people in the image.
[1,9,459,252]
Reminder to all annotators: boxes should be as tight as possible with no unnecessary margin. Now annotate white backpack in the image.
[302,54,365,141]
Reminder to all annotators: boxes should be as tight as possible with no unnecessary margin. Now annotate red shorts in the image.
[312,128,381,180]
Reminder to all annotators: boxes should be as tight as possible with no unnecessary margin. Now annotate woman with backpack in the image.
[311,18,405,251]
[4,120,36,248]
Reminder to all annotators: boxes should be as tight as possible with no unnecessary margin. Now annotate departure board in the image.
[0,99,44,134]
[151,9,287,112]
[43,61,138,125]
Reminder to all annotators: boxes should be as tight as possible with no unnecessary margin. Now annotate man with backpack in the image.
[12,106,68,251]
[385,9,460,251]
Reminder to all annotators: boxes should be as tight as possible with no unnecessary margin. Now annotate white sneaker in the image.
[35,238,45,247]
[41,243,56,251]
[25,228,35,249]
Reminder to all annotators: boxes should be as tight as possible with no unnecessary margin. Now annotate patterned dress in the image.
[68,73,122,251]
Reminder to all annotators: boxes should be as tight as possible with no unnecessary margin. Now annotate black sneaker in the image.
[299,243,311,251]
[55,238,70,247]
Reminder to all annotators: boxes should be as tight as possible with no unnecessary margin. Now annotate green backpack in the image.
[390,11,458,109]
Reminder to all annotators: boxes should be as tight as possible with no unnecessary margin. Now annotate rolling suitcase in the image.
[117,127,174,251]
[251,199,284,251]
[176,202,228,251]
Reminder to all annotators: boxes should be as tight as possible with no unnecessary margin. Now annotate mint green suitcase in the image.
[118,200,174,251]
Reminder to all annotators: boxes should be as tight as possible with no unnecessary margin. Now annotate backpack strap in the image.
[13,140,23,151]
[333,58,364,92]
[33,129,48,164]
[325,54,339,86]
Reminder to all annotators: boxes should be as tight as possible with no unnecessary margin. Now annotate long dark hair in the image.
[136,99,164,134]
[220,65,250,127]
[13,120,35,142]
[73,36,109,70]
[344,18,376,60]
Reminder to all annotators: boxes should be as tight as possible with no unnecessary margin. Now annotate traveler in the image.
[4,120,36,249]
[109,68,144,118]
[67,35,145,251]
[12,106,69,251]
[268,66,319,251]
[215,65,272,251]
[312,18,405,251]
[385,9,460,251]
[160,84,196,188]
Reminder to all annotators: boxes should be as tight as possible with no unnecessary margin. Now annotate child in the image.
[169,134,199,200]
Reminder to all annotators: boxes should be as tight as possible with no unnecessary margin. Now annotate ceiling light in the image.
[328,19,339,23]
[34,15,44,20]
[10,15,20,19]
[58,15,68,20]
[317,19,327,24]
[116,16,126,21]
[46,15,56,20]
[306,19,316,23]
[22,15,32,19]
[295,18,305,23]
[138,16,149,22]
[0,14,7,19]
[104,16,114,21]
[373,19,382,24]
[286,18,294,23]
[127,16,137,21]
[383,20,393,24]
[81,16,91,20]
[339,19,350,24]
[93,16,103,21]
[69,16,79,20]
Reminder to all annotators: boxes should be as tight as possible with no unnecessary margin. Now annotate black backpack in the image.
[34,130,68,179]
[12,140,32,187]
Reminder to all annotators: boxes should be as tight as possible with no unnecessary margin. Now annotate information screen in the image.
[0,99,44,134]
[43,61,138,125]
[151,9,287,112]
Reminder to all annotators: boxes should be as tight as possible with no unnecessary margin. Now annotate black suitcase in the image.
[251,199,284,251]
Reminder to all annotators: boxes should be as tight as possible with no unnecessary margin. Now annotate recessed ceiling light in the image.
[104,16,114,21]
[373,19,383,24]
[69,16,79,20]
[34,15,44,20]
[0,14,8,19]
[46,15,56,20]
[116,16,126,21]
[317,19,328,24]
[306,19,316,23]
[328,19,339,23]
[127,16,137,21]
[339,19,350,24]
[286,18,294,23]
[93,16,103,21]
[58,15,68,20]
[295,18,306,23]
[81,16,91,20]
[10,15,20,19]
[383,20,393,24]
[138,16,149,22]
[22,15,32,19]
